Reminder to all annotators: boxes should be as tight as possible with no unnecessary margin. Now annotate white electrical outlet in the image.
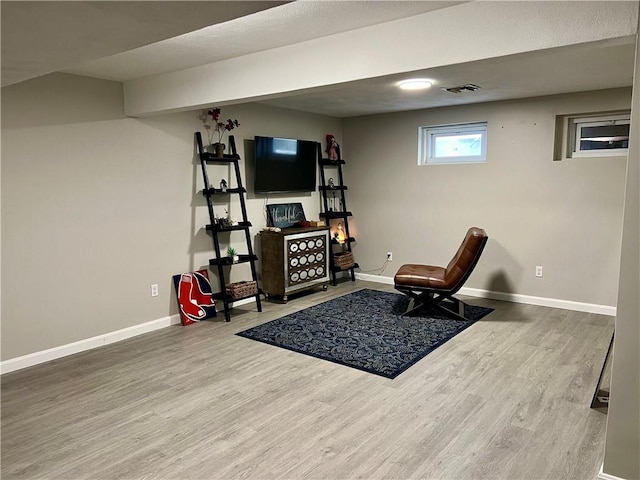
[150,284,159,297]
[535,266,543,278]
[387,252,393,261]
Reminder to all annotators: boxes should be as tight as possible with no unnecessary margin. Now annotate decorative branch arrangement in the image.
[198,108,240,146]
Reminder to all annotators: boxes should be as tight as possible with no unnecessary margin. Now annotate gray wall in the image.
[1,73,341,361]
[343,88,631,308]
[1,75,630,360]
[1,64,637,480]
[603,24,640,480]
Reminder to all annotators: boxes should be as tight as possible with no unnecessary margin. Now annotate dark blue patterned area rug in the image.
[237,288,493,379]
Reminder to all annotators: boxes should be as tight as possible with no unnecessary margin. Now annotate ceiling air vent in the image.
[442,84,481,94]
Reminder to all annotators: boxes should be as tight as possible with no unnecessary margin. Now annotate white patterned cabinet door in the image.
[285,231,329,291]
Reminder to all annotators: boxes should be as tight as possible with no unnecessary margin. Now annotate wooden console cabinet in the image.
[260,226,330,302]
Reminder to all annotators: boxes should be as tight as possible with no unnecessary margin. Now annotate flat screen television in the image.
[253,136,317,193]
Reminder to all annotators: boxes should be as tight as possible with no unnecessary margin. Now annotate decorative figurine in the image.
[336,222,346,244]
[220,179,228,192]
[325,134,339,161]
[221,209,237,227]
[328,177,335,189]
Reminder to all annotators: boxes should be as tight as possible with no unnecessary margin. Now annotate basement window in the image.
[418,122,487,165]
[567,113,630,158]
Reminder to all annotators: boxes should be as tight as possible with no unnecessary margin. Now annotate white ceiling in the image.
[62,1,461,83]
[1,1,636,118]
[260,38,636,117]
[0,1,289,87]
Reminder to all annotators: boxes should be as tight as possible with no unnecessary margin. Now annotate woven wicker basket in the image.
[333,252,354,269]
[226,280,258,299]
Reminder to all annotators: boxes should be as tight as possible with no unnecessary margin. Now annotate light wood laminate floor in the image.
[1,281,614,480]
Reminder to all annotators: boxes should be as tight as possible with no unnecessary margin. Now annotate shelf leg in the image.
[222,298,231,322]
[255,293,263,312]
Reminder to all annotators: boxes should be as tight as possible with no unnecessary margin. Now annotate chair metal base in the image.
[396,288,472,321]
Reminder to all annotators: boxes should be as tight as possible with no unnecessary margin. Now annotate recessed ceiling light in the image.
[397,78,433,90]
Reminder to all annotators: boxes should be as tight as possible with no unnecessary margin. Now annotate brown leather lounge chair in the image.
[394,227,488,320]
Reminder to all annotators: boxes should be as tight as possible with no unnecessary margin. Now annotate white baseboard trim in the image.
[0,297,260,375]
[1,281,614,375]
[355,273,617,316]
[0,314,181,375]
[228,297,256,307]
[598,463,628,480]
[357,273,395,285]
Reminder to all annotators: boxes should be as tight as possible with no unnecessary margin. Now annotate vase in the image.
[214,143,226,157]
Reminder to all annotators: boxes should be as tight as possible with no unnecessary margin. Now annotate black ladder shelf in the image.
[317,143,359,285]
[195,132,262,321]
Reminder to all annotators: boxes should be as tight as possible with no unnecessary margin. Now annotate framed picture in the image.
[266,203,306,228]
[172,270,217,325]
